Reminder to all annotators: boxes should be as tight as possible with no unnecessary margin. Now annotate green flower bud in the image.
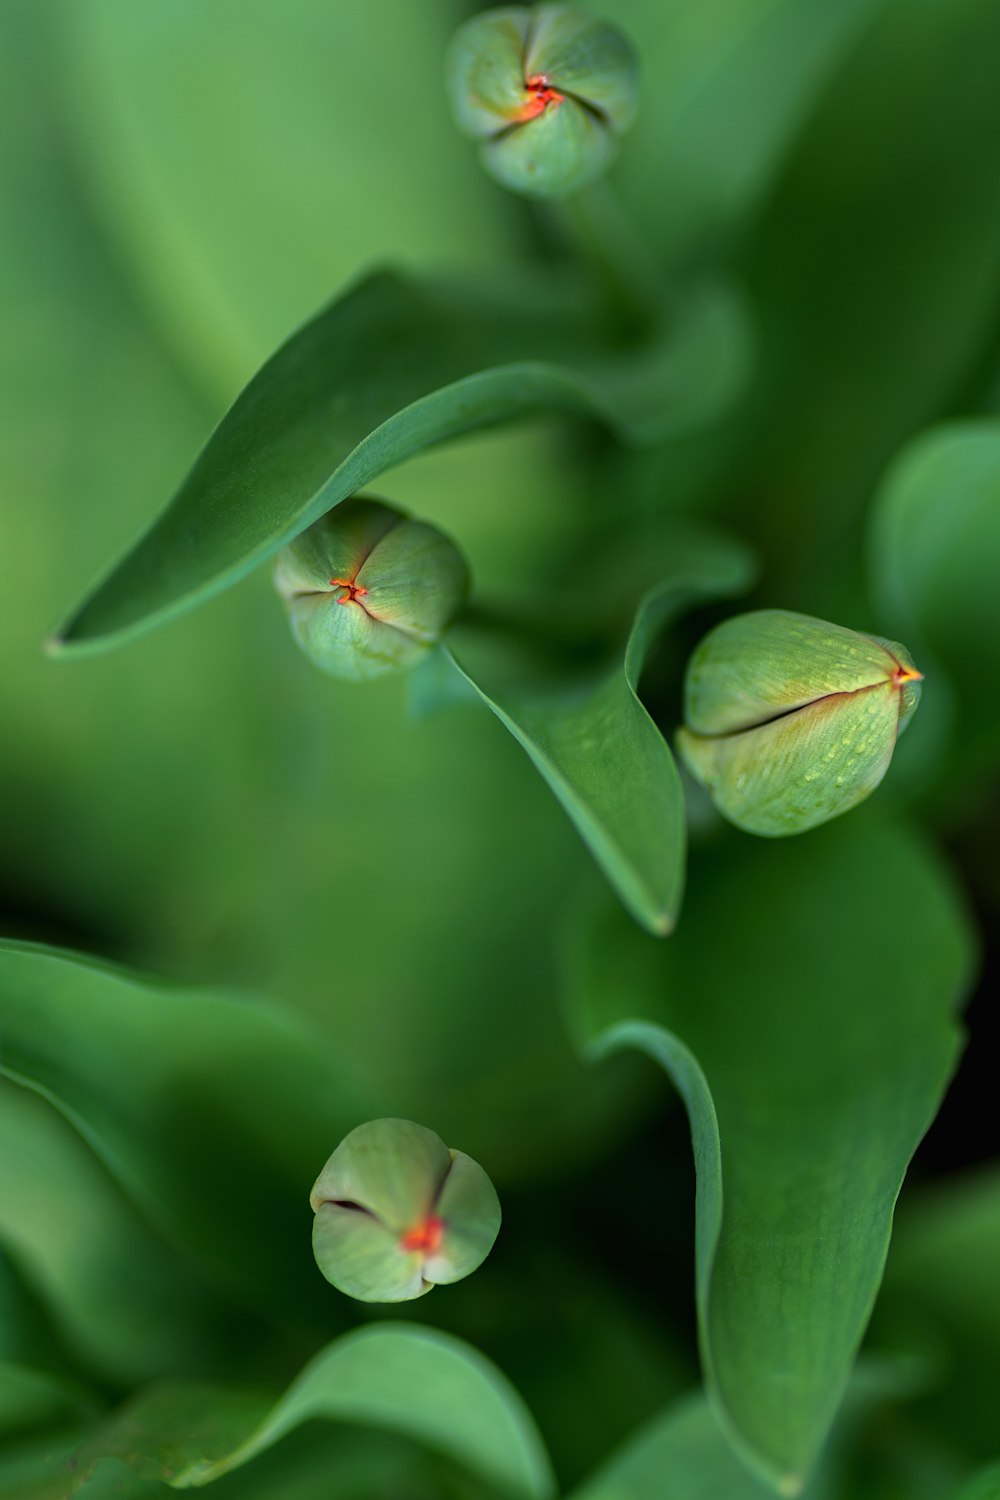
[310,1118,501,1303]
[676,610,923,837]
[274,498,469,682]
[447,5,638,199]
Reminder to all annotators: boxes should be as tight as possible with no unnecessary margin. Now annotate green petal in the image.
[354,517,471,642]
[678,680,902,837]
[426,1151,503,1286]
[284,591,427,680]
[446,9,533,138]
[483,95,614,198]
[684,610,901,736]
[312,1205,429,1304]
[273,498,401,596]
[527,5,639,130]
[310,1119,452,1234]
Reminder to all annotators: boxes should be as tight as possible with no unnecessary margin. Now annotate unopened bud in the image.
[274,498,469,681]
[310,1119,501,1303]
[447,4,638,199]
[676,610,923,837]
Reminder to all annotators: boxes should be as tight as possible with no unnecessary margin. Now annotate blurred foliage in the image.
[2,0,999,1496]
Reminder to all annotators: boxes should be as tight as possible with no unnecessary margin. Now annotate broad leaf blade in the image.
[565,817,974,1488]
[53,273,748,653]
[63,1326,554,1500]
[0,941,372,1318]
[0,1087,218,1386]
[570,1393,779,1500]
[569,1359,920,1500]
[448,532,754,934]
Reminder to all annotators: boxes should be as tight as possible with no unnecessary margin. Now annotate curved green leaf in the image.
[868,419,1000,756]
[446,531,755,934]
[0,941,372,1318]
[0,1247,97,1437]
[64,1325,554,1499]
[52,271,748,653]
[0,1086,217,1386]
[564,817,974,1491]
[569,1358,920,1500]
[570,1392,778,1500]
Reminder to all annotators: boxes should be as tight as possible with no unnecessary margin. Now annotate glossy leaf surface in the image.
[566,817,973,1489]
[448,531,754,933]
[63,1326,554,1499]
[54,273,747,653]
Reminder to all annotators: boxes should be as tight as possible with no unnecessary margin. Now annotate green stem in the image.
[560,177,666,331]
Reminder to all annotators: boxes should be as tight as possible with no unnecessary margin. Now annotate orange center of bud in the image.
[892,663,924,686]
[513,74,565,123]
[330,576,369,607]
[399,1214,445,1256]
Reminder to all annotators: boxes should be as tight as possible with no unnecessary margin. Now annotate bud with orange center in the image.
[447,4,638,199]
[677,610,924,837]
[310,1119,501,1303]
[274,497,470,682]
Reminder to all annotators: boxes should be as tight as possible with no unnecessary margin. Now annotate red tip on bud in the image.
[330,576,369,606]
[400,1214,445,1256]
[512,74,564,122]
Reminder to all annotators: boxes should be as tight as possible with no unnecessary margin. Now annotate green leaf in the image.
[564,816,974,1490]
[66,1325,555,1499]
[868,419,1000,757]
[569,1358,920,1500]
[52,271,748,653]
[0,1249,97,1437]
[0,1364,89,1443]
[447,530,755,933]
[0,941,372,1318]
[569,1393,778,1500]
[0,1087,217,1386]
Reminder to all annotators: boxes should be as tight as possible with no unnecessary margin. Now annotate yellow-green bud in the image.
[274,498,469,682]
[447,5,638,199]
[676,610,923,837]
[310,1119,501,1303]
